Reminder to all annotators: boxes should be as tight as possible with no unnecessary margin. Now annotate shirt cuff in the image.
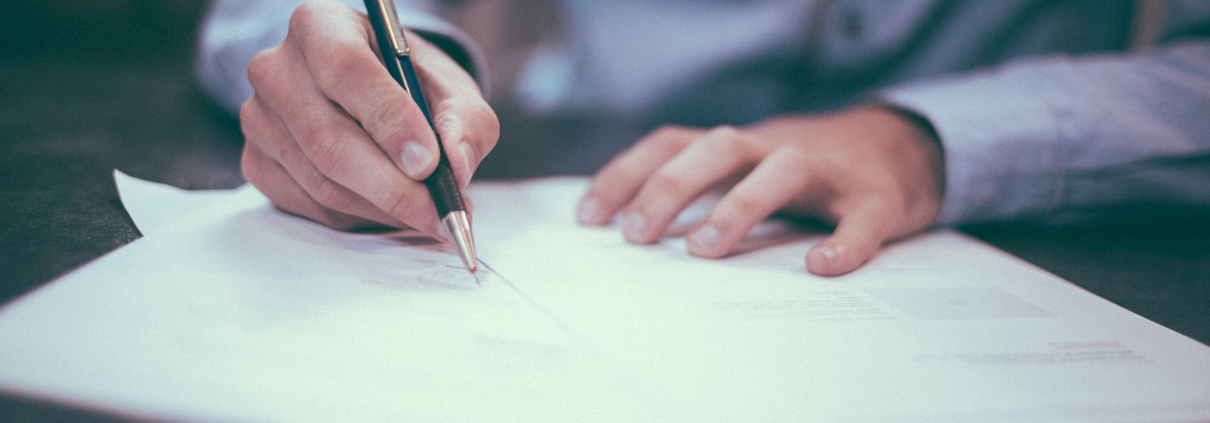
[877,65,1085,226]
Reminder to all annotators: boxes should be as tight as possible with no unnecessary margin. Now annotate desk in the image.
[1,4,1208,422]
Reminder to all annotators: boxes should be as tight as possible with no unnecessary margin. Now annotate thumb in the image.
[805,203,892,276]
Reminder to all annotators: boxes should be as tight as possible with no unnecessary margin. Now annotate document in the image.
[113,169,255,235]
[0,175,1207,422]
[1,177,632,422]
[469,179,1210,422]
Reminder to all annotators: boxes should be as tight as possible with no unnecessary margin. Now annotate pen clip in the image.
[371,0,411,56]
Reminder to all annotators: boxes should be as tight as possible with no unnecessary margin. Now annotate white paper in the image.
[1,182,635,422]
[113,169,252,235]
[469,178,1210,422]
[1,176,1208,422]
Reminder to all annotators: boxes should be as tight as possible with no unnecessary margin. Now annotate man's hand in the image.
[577,106,945,276]
[240,0,498,234]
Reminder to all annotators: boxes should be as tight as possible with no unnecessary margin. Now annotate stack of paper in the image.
[0,172,1206,422]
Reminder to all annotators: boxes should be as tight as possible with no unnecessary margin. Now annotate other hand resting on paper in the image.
[577,106,945,276]
[239,1,497,234]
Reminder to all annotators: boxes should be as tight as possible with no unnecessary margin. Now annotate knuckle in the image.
[706,125,742,140]
[246,50,277,89]
[288,1,326,37]
[362,98,410,139]
[432,112,459,141]
[237,100,259,136]
[309,177,348,209]
[237,98,256,124]
[239,149,264,187]
[380,188,419,221]
[468,101,501,144]
[723,193,763,220]
[647,170,687,196]
[302,125,353,174]
[467,101,499,124]
[703,126,748,156]
[312,45,362,93]
[770,146,814,170]
[766,147,819,187]
[641,125,692,152]
[431,100,500,154]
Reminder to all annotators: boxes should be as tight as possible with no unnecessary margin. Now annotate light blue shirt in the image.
[197,0,1210,227]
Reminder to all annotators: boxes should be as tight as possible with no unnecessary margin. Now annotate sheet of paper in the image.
[470,178,1210,422]
[113,169,252,235]
[0,183,637,422]
[1,176,1208,422]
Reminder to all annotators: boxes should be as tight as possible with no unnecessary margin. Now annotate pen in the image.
[363,0,478,274]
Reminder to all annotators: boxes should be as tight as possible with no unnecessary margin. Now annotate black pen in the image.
[363,0,478,274]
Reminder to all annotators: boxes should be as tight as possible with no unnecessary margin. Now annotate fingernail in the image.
[817,246,838,264]
[690,225,720,253]
[400,142,433,179]
[458,142,478,184]
[622,213,647,241]
[437,221,450,240]
[578,197,601,224]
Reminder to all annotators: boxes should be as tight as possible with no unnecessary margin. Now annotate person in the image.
[196,0,1210,276]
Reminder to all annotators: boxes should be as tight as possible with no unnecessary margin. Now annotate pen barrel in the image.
[398,55,468,217]
[361,5,469,220]
[398,55,438,127]
[425,151,465,217]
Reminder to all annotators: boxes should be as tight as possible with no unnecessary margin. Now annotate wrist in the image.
[880,105,943,175]
[868,104,947,226]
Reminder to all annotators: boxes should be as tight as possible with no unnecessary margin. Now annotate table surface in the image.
[1,3,1208,422]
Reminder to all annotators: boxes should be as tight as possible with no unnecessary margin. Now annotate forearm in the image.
[880,41,1210,226]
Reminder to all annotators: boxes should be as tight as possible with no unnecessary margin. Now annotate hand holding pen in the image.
[239,1,497,265]
[362,0,479,271]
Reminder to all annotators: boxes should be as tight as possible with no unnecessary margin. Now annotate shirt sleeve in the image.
[194,0,488,114]
[879,40,1210,226]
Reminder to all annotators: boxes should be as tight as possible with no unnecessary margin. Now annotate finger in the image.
[805,201,895,277]
[430,98,499,189]
[578,125,704,226]
[410,35,499,189]
[686,147,821,258]
[287,1,440,180]
[242,146,387,231]
[251,27,441,234]
[241,96,409,229]
[290,112,440,234]
[620,126,758,244]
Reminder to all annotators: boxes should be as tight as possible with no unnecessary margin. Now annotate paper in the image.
[1,180,633,422]
[0,176,1208,422]
[468,179,1210,422]
[113,169,253,235]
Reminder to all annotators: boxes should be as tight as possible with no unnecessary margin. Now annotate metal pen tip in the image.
[441,211,478,276]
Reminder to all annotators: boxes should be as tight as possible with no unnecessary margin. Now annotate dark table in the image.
[2,2,1208,422]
